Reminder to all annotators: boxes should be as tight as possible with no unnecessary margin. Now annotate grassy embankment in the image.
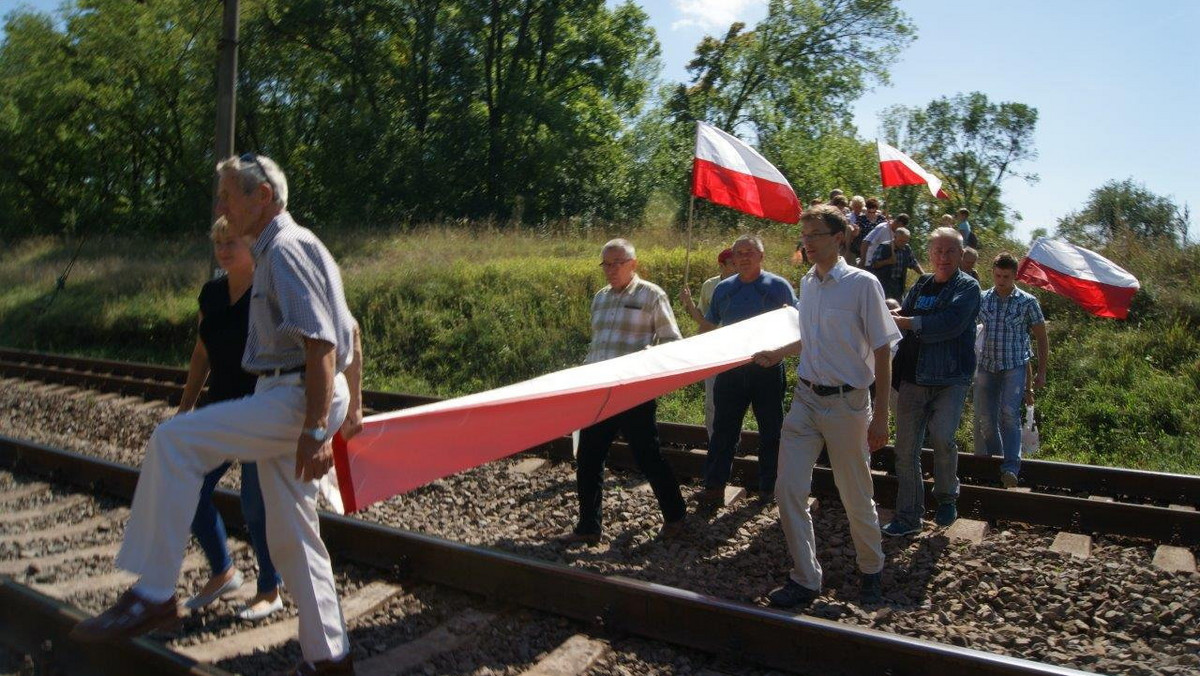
[1,224,1197,474]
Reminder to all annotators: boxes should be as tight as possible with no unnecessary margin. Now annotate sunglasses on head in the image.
[239,152,279,199]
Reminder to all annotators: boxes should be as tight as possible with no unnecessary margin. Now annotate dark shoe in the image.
[767,579,820,608]
[756,489,775,505]
[269,655,355,676]
[1000,471,1019,489]
[69,589,180,643]
[934,502,958,527]
[860,572,883,604]
[657,517,686,540]
[694,487,724,506]
[881,520,921,537]
[557,530,601,546]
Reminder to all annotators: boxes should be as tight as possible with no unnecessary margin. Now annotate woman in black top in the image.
[177,218,282,621]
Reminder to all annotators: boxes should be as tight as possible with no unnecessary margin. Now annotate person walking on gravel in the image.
[559,238,688,545]
[753,205,899,607]
[72,154,364,676]
[884,227,980,537]
[973,252,1048,488]
[176,216,284,622]
[691,234,797,504]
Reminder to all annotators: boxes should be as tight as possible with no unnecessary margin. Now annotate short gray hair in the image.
[216,154,289,209]
[929,226,964,249]
[732,233,764,252]
[601,238,635,259]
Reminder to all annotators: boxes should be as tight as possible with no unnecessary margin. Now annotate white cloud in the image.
[670,0,767,31]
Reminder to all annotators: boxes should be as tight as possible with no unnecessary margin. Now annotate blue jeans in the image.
[892,382,969,528]
[191,461,280,594]
[973,365,1027,476]
[704,362,785,492]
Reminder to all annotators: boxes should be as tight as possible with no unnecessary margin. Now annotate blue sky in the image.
[5,0,1197,242]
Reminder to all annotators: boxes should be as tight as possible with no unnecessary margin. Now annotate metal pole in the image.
[683,195,695,288]
[211,0,239,276]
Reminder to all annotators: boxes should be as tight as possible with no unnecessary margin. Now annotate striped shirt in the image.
[585,275,681,364]
[244,212,357,374]
[978,287,1044,372]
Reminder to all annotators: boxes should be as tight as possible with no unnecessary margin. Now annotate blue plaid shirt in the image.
[978,287,1045,372]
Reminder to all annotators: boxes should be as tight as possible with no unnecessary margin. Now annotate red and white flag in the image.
[1017,238,1140,319]
[877,140,948,199]
[330,307,801,513]
[692,122,800,223]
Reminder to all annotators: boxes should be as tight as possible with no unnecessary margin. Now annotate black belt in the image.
[252,365,305,377]
[798,376,855,397]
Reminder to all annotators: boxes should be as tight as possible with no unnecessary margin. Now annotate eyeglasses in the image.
[799,231,835,240]
[239,152,279,199]
[599,259,631,269]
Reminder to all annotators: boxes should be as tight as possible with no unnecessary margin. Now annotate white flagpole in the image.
[684,121,701,288]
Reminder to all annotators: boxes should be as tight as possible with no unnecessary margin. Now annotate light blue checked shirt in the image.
[978,287,1044,373]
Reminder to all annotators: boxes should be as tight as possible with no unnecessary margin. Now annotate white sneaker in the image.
[237,594,284,621]
[184,568,243,610]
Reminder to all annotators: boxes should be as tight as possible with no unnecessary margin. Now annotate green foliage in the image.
[1055,178,1191,249]
[880,92,1038,234]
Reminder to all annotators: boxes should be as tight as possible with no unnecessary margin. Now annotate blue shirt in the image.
[706,271,797,326]
[978,287,1045,372]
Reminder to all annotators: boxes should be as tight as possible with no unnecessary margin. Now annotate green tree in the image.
[1056,178,1191,249]
[880,92,1038,236]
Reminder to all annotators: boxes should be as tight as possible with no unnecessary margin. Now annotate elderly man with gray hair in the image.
[882,226,980,537]
[72,154,364,676]
[559,238,687,545]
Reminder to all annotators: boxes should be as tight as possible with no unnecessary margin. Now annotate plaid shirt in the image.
[892,245,920,281]
[585,275,681,364]
[244,212,357,373]
[978,286,1044,372]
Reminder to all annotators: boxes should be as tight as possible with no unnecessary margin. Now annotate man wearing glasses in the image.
[753,204,899,607]
[559,238,687,545]
[693,234,797,504]
[73,154,363,676]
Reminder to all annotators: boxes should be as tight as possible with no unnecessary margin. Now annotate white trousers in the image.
[116,373,350,662]
[777,384,884,590]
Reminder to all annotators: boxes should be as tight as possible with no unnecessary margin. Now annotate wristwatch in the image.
[303,426,330,442]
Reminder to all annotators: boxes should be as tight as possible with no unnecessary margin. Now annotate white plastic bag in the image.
[1021,404,1040,457]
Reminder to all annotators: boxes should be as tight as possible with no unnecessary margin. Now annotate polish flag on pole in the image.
[1017,238,1140,319]
[692,122,801,223]
[877,140,948,199]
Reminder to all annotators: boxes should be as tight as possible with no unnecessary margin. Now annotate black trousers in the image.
[574,399,686,535]
[704,362,785,492]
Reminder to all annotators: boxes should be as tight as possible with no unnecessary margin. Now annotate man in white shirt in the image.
[752,204,900,607]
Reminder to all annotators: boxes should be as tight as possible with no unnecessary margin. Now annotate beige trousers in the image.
[116,372,350,662]
[777,384,884,590]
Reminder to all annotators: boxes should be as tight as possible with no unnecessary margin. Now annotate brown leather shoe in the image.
[69,589,180,643]
[694,487,724,506]
[270,655,356,676]
[556,531,601,546]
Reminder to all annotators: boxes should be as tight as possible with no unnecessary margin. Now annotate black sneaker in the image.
[860,571,883,604]
[934,502,958,527]
[767,579,820,608]
[881,520,920,537]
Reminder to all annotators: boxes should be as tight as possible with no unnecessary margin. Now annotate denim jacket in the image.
[900,270,981,386]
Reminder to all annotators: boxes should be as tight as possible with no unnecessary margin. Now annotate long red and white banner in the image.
[1017,238,1140,319]
[692,122,800,224]
[329,306,801,514]
[877,140,948,199]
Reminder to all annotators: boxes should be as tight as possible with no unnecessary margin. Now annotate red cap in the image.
[717,248,734,264]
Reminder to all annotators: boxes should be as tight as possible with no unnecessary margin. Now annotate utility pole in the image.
[211,0,239,276]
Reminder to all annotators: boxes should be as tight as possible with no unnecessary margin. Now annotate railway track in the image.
[0,435,1095,676]
[1,348,1198,548]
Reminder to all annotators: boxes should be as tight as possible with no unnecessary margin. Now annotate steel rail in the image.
[3,349,1198,508]
[0,577,234,676]
[0,434,1089,676]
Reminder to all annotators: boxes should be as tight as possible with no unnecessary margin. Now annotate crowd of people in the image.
[66,160,1048,675]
